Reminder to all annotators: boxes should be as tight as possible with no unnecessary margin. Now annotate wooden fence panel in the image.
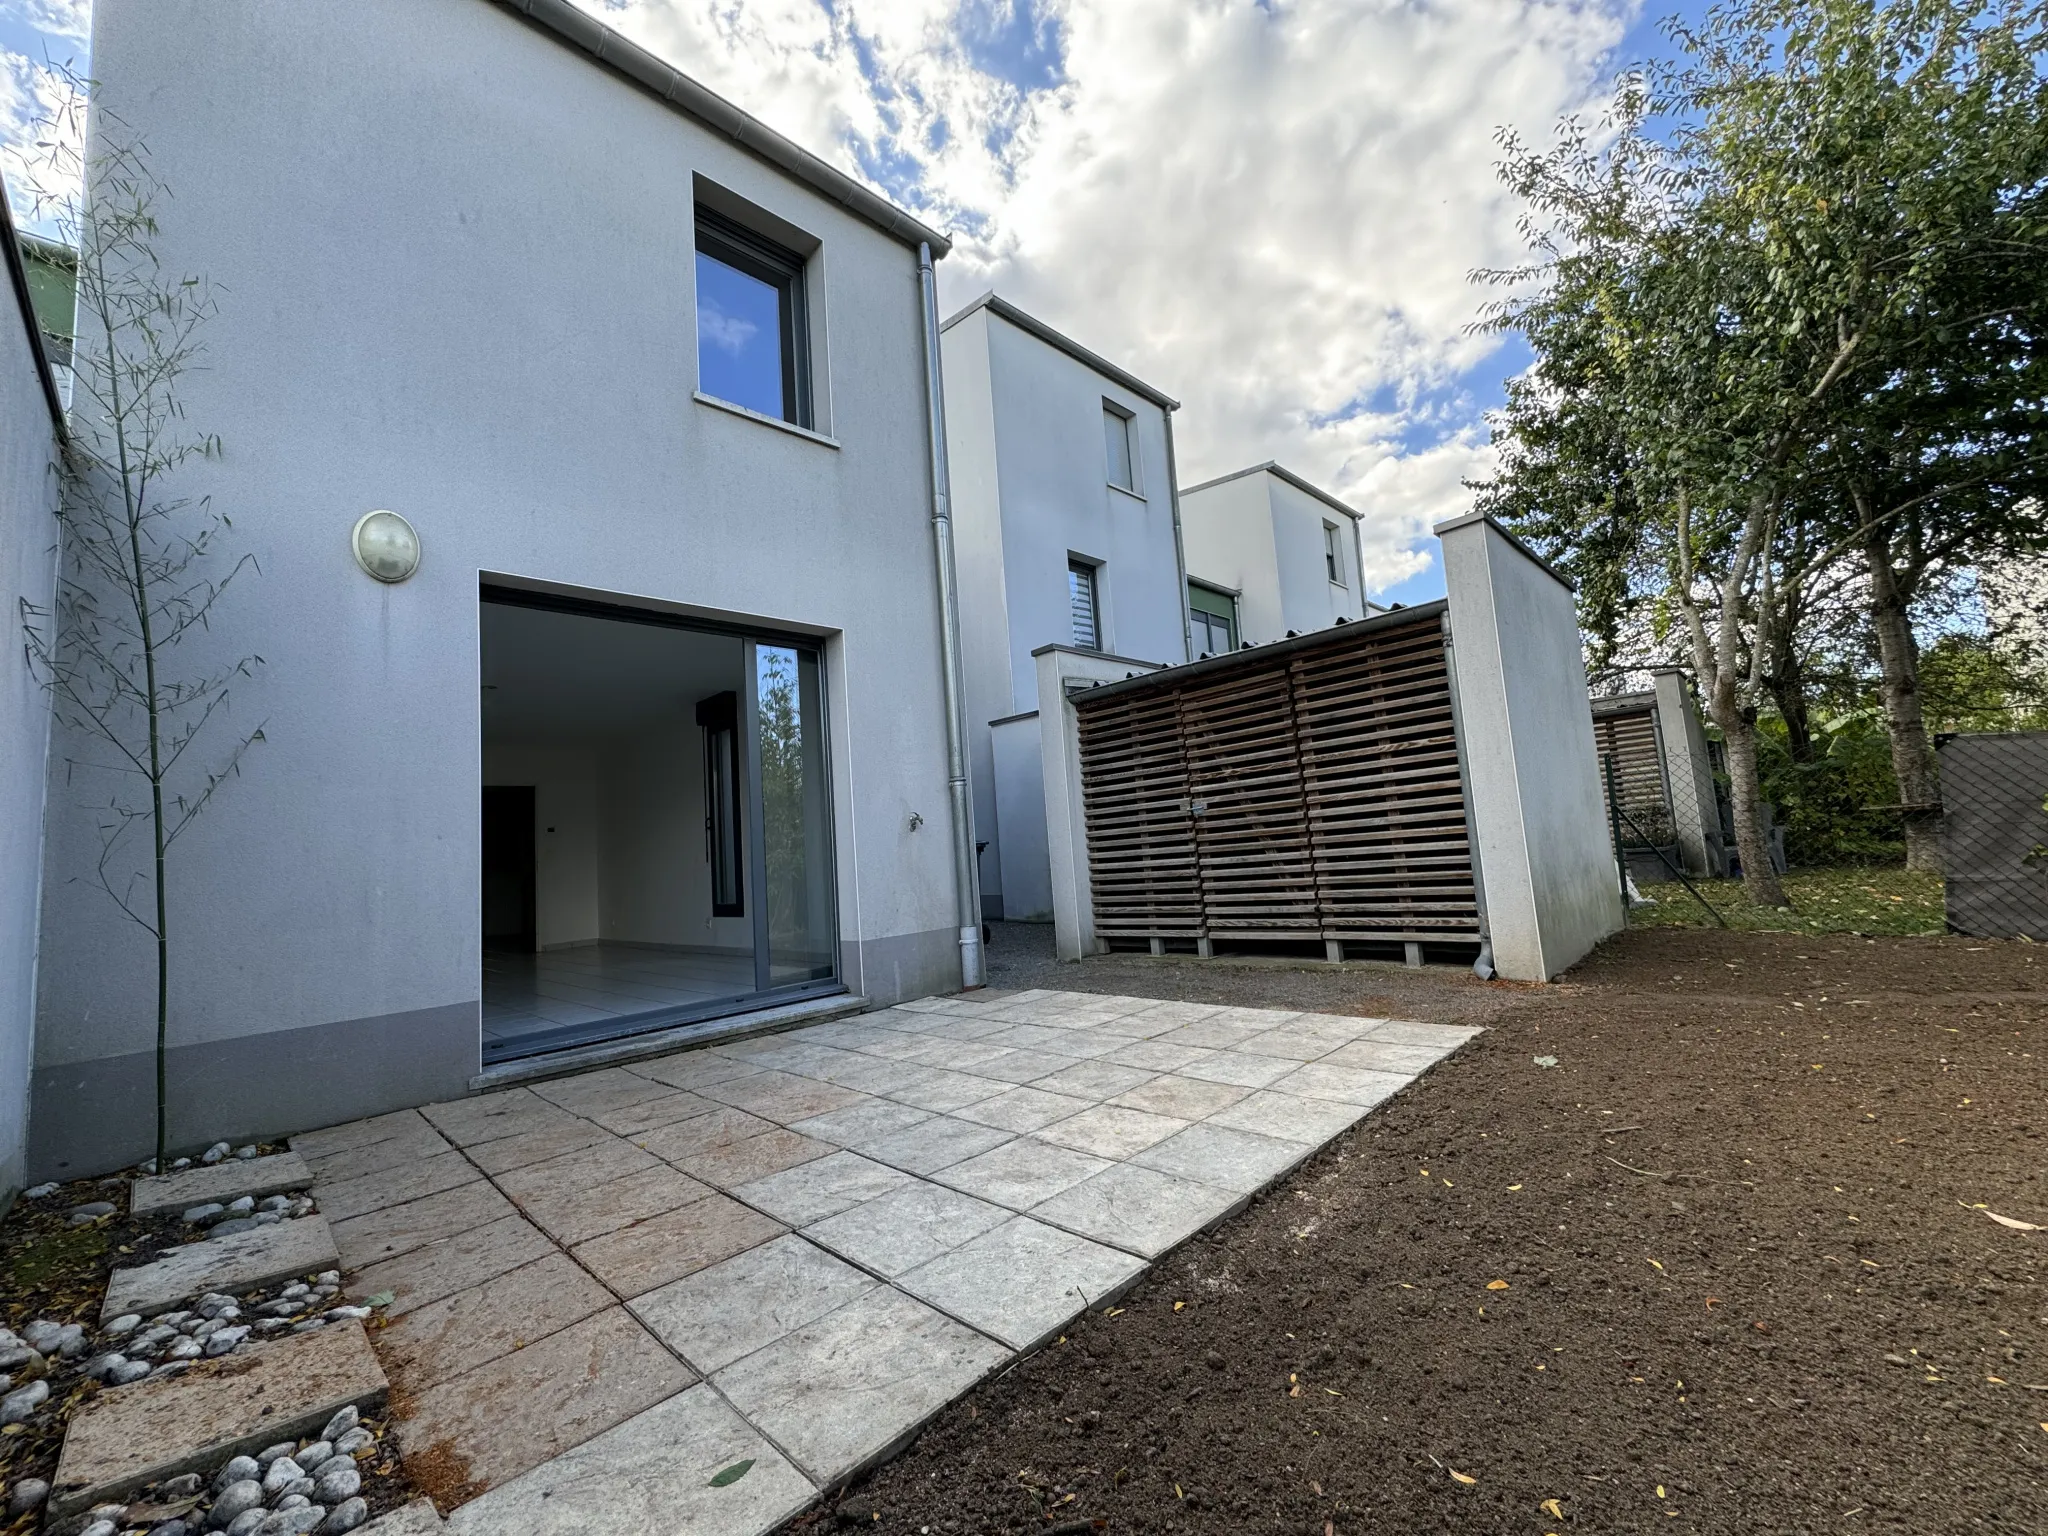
[1071,611,1480,947]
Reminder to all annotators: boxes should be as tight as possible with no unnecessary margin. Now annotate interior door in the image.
[481,785,537,952]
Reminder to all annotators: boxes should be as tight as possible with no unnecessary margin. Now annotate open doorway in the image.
[479,589,839,1063]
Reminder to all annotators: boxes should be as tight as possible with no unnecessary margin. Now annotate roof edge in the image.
[1433,511,1574,593]
[941,291,1178,411]
[491,0,951,258]
[1,171,68,441]
[1180,461,1362,520]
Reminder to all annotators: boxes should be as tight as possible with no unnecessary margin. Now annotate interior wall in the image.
[481,742,601,949]
[600,714,749,952]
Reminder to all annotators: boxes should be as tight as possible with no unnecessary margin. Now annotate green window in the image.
[1188,582,1236,656]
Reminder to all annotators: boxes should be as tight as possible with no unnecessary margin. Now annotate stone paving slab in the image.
[291,1107,440,1162]
[103,1213,340,1321]
[130,1151,314,1215]
[895,1215,1146,1350]
[628,1233,876,1375]
[51,1321,387,1516]
[378,1252,613,1391]
[361,1499,446,1534]
[331,1180,520,1272]
[570,1193,784,1298]
[318,1149,481,1224]
[394,1307,693,1495]
[711,1285,1008,1484]
[440,1384,815,1536]
[345,1213,554,1319]
[312,989,1474,1536]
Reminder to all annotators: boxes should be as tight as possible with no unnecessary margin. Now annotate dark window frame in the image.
[1187,581,1237,654]
[696,691,745,918]
[695,204,813,429]
[1323,520,1346,586]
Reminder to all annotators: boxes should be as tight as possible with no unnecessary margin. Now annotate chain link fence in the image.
[1937,730,2048,940]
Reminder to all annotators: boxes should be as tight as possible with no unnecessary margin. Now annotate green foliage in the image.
[1756,712,1905,865]
[1917,633,2048,732]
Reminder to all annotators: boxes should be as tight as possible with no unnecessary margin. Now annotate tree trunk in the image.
[1765,652,1817,764]
[1865,535,1943,873]
[1714,703,1787,906]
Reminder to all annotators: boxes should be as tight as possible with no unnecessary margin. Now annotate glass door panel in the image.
[748,642,837,988]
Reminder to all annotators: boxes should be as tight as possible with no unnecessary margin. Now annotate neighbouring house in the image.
[939,292,1190,922]
[17,230,75,378]
[1,180,67,1205]
[1178,462,1378,652]
[26,0,983,1180]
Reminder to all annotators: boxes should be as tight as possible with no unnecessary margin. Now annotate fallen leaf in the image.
[1324,1388,1342,1397]
[1487,1280,1510,1291]
[1173,1301,1186,1312]
[1507,1184,1524,1191]
[1541,1498,1564,1518]
[1533,1056,1558,1068]
[1656,1485,1667,1499]
[1646,1258,1664,1272]
[1984,1210,2043,1232]
[1442,1179,1454,1188]
[708,1460,754,1488]
[1450,1470,1477,1486]
[363,1291,396,1308]
[1176,1485,1185,1500]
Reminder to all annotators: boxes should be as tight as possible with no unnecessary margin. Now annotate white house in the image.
[1179,462,1375,651]
[0,183,64,1201]
[939,293,1189,922]
[25,0,984,1180]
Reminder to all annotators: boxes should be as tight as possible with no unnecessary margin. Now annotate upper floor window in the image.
[1188,582,1237,656]
[696,205,812,428]
[1069,559,1101,650]
[1102,402,1137,493]
[1323,520,1346,586]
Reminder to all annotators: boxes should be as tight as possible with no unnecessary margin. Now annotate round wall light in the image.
[351,509,421,583]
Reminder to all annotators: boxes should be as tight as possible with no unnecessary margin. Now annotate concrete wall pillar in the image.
[1438,514,1621,981]
[1651,667,1724,876]
[1035,645,1167,962]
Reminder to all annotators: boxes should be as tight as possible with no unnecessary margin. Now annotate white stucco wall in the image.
[941,300,1185,916]
[990,713,1051,921]
[1181,468,1366,647]
[1439,513,1619,981]
[0,245,60,1205]
[30,0,963,1177]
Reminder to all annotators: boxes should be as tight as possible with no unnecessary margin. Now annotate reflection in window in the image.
[695,206,811,427]
[697,692,743,917]
[756,645,834,984]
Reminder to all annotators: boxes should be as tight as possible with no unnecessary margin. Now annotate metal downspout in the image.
[917,242,987,988]
[1163,408,1193,662]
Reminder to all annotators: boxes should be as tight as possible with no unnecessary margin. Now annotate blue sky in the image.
[2,0,1715,608]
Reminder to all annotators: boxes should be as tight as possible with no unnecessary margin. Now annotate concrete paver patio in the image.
[294,988,1477,1535]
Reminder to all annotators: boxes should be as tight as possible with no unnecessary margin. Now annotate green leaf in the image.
[709,1460,755,1488]
[363,1290,395,1308]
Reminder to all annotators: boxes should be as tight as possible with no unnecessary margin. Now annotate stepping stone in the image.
[50,1320,387,1517]
[130,1151,314,1215]
[102,1214,340,1322]
[362,1498,447,1533]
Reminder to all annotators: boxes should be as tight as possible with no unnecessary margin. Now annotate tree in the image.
[20,88,263,1168]
[1667,0,2048,871]
[1477,0,2048,895]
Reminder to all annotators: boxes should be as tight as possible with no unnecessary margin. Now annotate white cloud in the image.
[697,299,759,356]
[7,0,90,45]
[581,0,1631,589]
[1,47,84,233]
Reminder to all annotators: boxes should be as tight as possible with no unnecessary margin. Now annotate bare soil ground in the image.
[802,923,2046,1536]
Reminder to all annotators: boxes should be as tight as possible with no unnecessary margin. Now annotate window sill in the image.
[693,391,841,449]
[1108,481,1148,504]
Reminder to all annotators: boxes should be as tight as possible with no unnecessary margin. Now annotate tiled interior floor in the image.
[296,988,1477,1536]
[482,945,758,1053]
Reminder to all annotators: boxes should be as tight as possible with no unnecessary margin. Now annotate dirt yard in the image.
[802,924,2046,1536]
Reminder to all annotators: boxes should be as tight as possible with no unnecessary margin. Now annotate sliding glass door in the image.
[745,641,837,992]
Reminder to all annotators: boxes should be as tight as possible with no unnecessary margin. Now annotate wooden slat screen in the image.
[1592,706,1672,845]
[1073,612,1480,946]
